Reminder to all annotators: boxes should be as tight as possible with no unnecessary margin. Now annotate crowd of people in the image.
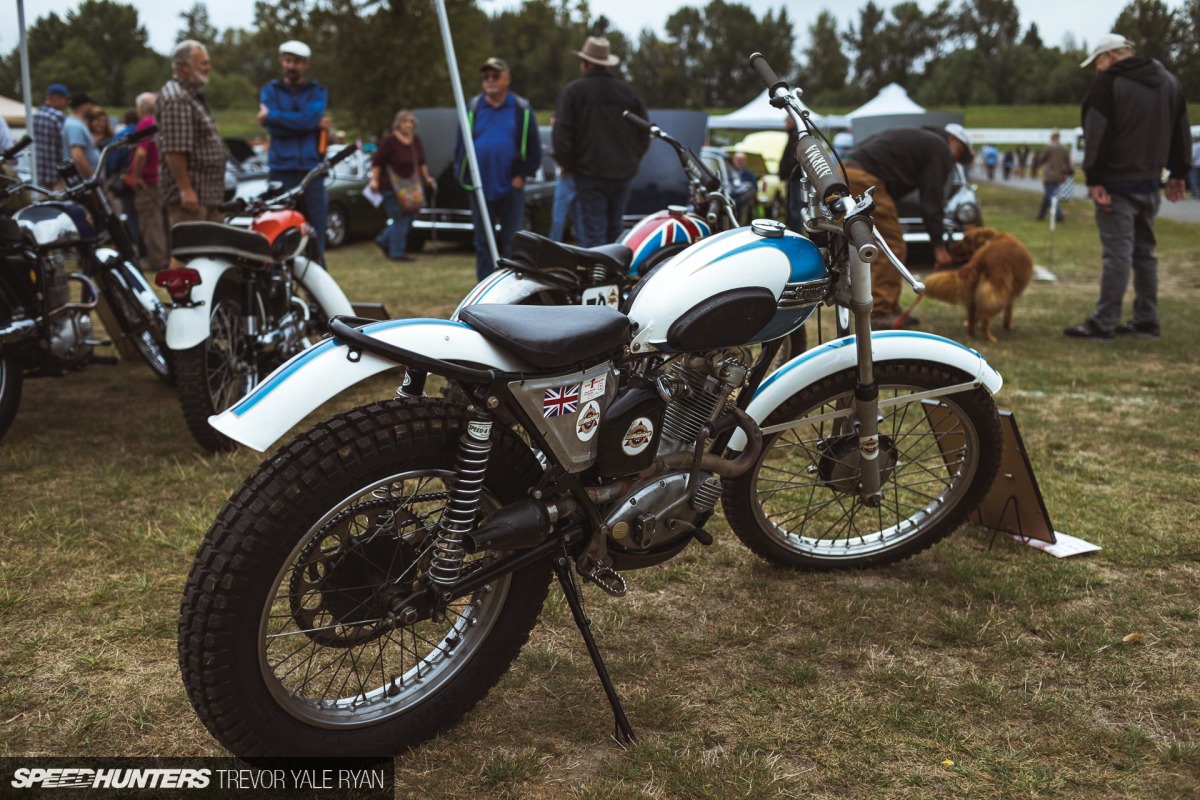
[18,29,1192,344]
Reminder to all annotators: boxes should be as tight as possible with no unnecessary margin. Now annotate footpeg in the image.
[583,563,627,597]
[692,528,713,546]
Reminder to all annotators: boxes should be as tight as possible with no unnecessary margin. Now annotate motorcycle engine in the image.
[43,250,94,369]
[603,350,748,554]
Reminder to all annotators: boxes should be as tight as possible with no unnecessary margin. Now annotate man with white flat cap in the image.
[1063,33,1190,341]
[259,40,332,262]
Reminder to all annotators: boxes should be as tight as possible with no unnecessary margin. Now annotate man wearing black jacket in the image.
[841,123,975,328]
[1064,34,1191,341]
[553,37,649,247]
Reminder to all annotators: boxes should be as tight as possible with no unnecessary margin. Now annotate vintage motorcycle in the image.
[0,130,172,441]
[178,55,1005,757]
[155,146,359,452]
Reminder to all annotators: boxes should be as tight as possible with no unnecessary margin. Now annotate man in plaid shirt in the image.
[32,83,70,188]
[158,40,226,231]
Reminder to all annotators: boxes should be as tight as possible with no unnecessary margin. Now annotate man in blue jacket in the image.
[455,57,542,280]
[259,40,331,261]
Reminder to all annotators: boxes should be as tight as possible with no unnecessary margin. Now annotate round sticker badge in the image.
[622,417,655,455]
[576,400,601,442]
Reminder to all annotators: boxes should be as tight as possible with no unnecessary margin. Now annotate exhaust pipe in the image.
[462,496,579,554]
[0,318,36,344]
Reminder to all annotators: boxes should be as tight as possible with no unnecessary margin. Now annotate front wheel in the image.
[0,356,23,441]
[178,398,550,757]
[175,281,256,452]
[98,265,174,384]
[723,361,1002,570]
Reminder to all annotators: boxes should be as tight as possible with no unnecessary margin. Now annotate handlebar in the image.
[623,110,721,194]
[224,144,359,216]
[2,135,31,162]
[748,53,788,98]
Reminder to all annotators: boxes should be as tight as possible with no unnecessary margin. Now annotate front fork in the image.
[847,247,883,506]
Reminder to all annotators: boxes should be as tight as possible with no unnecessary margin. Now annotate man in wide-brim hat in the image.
[552,36,650,247]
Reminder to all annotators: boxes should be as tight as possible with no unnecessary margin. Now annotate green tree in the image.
[845,2,886,96]
[1112,0,1187,70]
[176,2,218,44]
[801,11,849,101]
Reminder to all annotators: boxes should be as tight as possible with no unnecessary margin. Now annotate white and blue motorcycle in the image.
[178,55,1004,757]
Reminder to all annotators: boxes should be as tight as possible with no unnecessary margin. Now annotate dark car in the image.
[894,163,982,257]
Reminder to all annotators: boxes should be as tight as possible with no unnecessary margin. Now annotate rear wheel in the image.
[175,280,257,452]
[724,361,1002,570]
[0,355,23,441]
[178,398,550,756]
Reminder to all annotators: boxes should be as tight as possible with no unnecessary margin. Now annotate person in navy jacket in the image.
[259,40,332,262]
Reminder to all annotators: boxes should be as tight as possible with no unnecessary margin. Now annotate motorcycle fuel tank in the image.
[625,221,830,354]
[619,207,711,277]
[13,202,99,247]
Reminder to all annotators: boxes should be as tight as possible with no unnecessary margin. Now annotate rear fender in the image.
[728,330,1003,451]
[164,257,236,350]
[209,318,535,451]
[291,255,354,318]
[452,269,562,320]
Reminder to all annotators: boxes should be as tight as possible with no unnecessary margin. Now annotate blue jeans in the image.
[470,187,525,281]
[272,169,328,263]
[1037,181,1064,222]
[376,192,414,259]
[1189,166,1200,199]
[574,176,632,248]
[549,175,575,242]
[1091,191,1160,331]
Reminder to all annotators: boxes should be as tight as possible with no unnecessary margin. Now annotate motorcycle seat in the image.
[510,231,633,276]
[458,304,631,370]
[170,222,272,265]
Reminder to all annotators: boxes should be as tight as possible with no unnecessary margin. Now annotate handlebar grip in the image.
[622,110,654,132]
[794,132,849,207]
[126,124,158,144]
[327,144,357,168]
[748,52,788,95]
[844,216,878,263]
[2,135,32,161]
[220,197,248,214]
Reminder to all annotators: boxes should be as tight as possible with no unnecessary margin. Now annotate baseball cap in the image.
[480,57,509,74]
[279,40,312,60]
[1080,33,1133,67]
[944,123,975,164]
[47,83,69,98]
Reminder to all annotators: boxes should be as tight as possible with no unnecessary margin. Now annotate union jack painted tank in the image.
[618,207,711,277]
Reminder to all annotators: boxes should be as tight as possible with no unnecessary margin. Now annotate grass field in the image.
[1,184,1198,798]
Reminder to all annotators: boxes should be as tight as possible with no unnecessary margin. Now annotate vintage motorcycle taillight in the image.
[155,267,202,301]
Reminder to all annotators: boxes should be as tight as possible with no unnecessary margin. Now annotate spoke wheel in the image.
[724,361,1002,570]
[175,284,256,451]
[179,398,550,756]
[0,355,23,441]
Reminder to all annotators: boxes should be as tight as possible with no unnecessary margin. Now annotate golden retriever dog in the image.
[922,227,1033,342]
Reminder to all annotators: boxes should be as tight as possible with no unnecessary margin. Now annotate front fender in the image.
[728,330,1003,451]
[164,257,236,350]
[452,269,562,320]
[209,317,536,452]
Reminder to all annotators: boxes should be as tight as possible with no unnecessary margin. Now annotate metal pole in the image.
[18,0,35,179]
[433,0,499,266]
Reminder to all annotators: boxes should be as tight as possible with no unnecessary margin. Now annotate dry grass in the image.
[1,187,1198,798]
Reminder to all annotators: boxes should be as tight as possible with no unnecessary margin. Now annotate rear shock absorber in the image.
[428,414,493,587]
[590,262,608,285]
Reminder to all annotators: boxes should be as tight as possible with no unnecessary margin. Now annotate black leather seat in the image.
[458,304,631,370]
[171,221,272,264]
[510,230,633,276]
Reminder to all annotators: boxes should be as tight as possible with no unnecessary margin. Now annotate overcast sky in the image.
[0,0,1167,66]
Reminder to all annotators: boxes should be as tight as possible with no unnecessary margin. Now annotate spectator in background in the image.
[107,110,143,256]
[1002,149,1015,180]
[1064,33,1190,341]
[1015,143,1031,178]
[159,40,226,230]
[369,110,434,262]
[32,84,69,188]
[731,151,758,224]
[455,57,542,280]
[1033,130,1071,223]
[125,92,168,272]
[1190,136,1200,199]
[553,37,649,248]
[547,115,574,242]
[981,144,999,180]
[259,40,332,262]
[61,91,98,178]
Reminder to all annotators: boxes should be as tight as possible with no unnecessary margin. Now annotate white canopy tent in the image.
[0,95,26,126]
[847,83,925,119]
[708,88,826,131]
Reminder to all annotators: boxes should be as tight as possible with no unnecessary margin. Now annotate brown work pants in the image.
[844,166,904,316]
[134,184,168,271]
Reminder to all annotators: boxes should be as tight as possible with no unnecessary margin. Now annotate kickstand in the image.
[552,553,637,745]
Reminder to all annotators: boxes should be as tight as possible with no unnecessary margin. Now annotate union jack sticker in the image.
[543,383,580,418]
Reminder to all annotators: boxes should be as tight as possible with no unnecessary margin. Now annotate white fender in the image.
[728,330,1004,451]
[452,268,562,320]
[209,318,536,452]
[164,257,236,350]
[291,255,355,318]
